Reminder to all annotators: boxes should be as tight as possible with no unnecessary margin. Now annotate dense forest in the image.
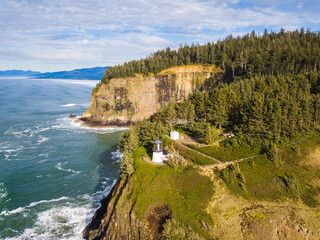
[102,28,320,83]
[120,71,320,153]
[116,28,320,162]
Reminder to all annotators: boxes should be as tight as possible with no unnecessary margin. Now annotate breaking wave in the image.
[3,198,90,240]
[61,103,77,107]
[53,117,128,133]
[111,151,123,163]
[55,163,81,174]
[0,197,69,217]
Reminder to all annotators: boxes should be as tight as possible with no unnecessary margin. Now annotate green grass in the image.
[186,141,262,162]
[164,138,217,165]
[173,126,200,139]
[217,136,320,207]
[129,147,215,239]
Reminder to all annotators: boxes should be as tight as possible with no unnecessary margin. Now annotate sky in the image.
[0,0,319,72]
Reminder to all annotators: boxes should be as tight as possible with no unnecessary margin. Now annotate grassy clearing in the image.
[129,147,214,239]
[217,136,320,207]
[186,140,262,162]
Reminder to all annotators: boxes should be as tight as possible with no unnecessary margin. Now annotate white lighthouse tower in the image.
[152,139,164,163]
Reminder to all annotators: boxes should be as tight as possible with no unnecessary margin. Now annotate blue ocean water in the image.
[0,77,123,239]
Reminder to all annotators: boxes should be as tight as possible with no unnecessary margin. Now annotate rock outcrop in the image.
[81,65,225,126]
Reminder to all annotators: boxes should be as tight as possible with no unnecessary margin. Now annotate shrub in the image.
[120,152,135,176]
[166,145,190,170]
[203,124,219,144]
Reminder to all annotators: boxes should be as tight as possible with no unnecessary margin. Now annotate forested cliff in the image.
[81,66,225,126]
[83,29,320,240]
[101,28,320,83]
[82,29,319,127]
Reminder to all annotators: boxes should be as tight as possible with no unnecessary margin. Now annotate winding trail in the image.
[178,137,312,169]
[141,136,314,170]
[175,141,222,163]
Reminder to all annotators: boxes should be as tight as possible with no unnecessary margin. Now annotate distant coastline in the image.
[0,66,108,80]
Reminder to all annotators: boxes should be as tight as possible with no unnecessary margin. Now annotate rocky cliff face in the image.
[83,176,171,240]
[84,171,320,240]
[81,66,224,126]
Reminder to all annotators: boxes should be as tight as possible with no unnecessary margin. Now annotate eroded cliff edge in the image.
[81,66,225,126]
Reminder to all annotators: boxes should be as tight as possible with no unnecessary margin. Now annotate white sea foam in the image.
[5,125,50,139]
[0,147,23,154]
[111,150,124,162]
[0,207,25,216]
[4,127,31,137]
[55,163,81,174]
[38,153,49,158]
[28,197,69,208]
[29,127,51,137]
[0,196,69,217]
[52,117,128,133]
[37,136,49,144]
[62,103,77,107]
[4,201,90,240]
[100,177,110,185]
[0,183,8,204]
[93,178,117,201]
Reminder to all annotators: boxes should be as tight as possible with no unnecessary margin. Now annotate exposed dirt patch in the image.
[240,205,320,240]
[145,205,172,240]
[303,148,320,168]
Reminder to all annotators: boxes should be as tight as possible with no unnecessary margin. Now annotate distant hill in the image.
[0,70,40,77]
[35,67,108,80]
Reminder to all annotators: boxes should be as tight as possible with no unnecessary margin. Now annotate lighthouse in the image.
[152,139,164,163]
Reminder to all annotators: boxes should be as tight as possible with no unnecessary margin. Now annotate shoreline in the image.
[75,117,131,129]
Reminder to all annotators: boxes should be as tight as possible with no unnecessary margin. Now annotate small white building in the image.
[152,139,167,163]
[170,131,179,140]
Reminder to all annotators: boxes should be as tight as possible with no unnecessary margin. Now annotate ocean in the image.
[0,77,123,239]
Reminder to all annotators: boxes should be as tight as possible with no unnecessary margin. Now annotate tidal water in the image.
[0,77,123,239]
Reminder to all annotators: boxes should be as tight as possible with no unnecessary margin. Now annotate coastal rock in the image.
[67,114,77,119]
[81,65,225,126]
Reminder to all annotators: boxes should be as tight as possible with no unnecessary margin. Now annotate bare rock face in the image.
[81,66,225,126]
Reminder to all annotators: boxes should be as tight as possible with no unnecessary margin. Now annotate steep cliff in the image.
[83,138,320,240]
[81,65,225,126]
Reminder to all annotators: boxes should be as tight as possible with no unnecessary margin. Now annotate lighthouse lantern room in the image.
[152,139,164,162]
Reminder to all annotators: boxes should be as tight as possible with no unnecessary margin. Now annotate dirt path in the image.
[141,156,167,166]
[196,154,262,170]
[278,138,309,149]
[142,137,314,169]
[196,138,312,169]
[175,141,222,163]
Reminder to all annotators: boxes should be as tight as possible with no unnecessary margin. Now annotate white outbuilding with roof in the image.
[170,130,179,140]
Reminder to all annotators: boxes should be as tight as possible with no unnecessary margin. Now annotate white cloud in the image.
[0,0,316,32]
[0,0,319,71]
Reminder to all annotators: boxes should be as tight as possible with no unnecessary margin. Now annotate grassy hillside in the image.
[220,136,320,204]
[125,136,320,239]
[128,147,214,239]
